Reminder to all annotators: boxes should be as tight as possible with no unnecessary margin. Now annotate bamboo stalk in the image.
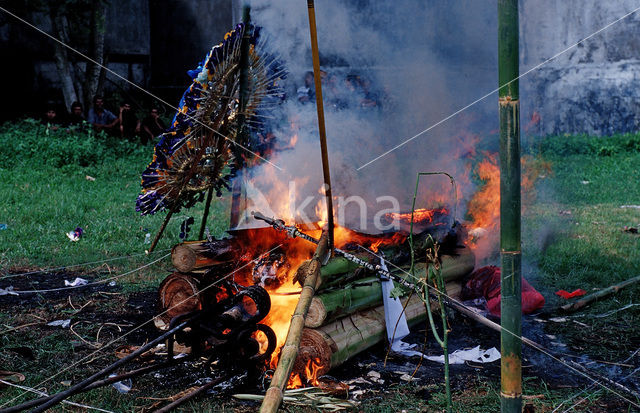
[260,231,329,413]
[306,0,334,251]
[498,0,522,410]
[307,263,468,329]
[295,294,430,376]
[559,274,640,313]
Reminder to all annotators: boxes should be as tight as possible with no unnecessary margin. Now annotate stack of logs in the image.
[291,247,475,379]
[157,227,475,380]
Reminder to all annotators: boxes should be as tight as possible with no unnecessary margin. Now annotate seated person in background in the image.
[41,105,63,133]
[140,107,166,145]
[118,101,140,140]
[87,95,118,133]
[67,101,85,127]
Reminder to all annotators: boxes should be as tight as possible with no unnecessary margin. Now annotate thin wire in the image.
[356,5,640,170]
[0,6,283,172]
[0,380,115,413]
[0,249,170,280]
[555,357,640,412]
[8,253,170,294]
[356,244,640,409]
[0,244,282,410]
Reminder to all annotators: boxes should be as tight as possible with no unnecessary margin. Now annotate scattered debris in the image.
[623,226,638,234]
[559,210,572,215]
[461,266,545,316]
[581,180,590,184]
[108,374,132,394]
[0,286,18,296]
[366,371,384,384]
[66,227,83,242]
[85,175,96,181]
[555,289,587,299]
[557,274,640,313]
[620,205,640,209]
[0,223,7,230]
[548,317,568,323]
[64,277,88,287]
[47,319,71,328]
[424,346,500,365]
[144,233,151,244]
[0,370,26,384]
[234,387,357,411]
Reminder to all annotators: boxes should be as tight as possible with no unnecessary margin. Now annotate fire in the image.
[286,358,322,388]
[466,152,500,238]
[385,207,449,225]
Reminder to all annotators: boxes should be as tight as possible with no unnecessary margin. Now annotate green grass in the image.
[2,123,640,412]
[0,120,231,280]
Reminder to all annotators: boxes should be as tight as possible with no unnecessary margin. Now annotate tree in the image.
[40,0,108,111]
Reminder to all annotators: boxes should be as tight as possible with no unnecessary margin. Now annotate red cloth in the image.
[555,289,586,299]
[461,265,546,317]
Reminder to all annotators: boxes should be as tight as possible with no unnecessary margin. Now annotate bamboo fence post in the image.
[498,0,522,411]
[260,231,329,413]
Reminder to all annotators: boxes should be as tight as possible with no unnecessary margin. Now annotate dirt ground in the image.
[1,269,637,412]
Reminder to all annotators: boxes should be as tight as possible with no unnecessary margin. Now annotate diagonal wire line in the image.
[0,249,170,280]
[0,244,282,410]
[357,244,640,409]
[356,4,640,171]
[0,6,283,172]
[5,252,170,294]
[0,380,115,413]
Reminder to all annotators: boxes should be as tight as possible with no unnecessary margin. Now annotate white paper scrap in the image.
[47,319,71,328]
[0,286,18,296]
[64,278,88,287]
[425,346,501,364]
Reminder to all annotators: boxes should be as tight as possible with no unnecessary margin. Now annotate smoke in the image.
[243,0,500,232]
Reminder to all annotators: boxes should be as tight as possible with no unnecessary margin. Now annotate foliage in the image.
[0,119,147,170]
[0,119,230,272]
[535,132,640,157]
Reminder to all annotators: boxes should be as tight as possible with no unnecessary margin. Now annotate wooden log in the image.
[171,240,234,273]
[304,248,473,328]
[156,272,202,325]
[295,293,435,377]
[260,231,329,413]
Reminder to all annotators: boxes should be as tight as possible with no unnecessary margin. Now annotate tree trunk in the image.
[83,0,106,110]
[48,8,78,111]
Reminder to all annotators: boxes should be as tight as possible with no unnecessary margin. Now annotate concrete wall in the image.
[520,0,640,135]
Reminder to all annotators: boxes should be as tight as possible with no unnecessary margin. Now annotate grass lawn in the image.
[1,124,639,412]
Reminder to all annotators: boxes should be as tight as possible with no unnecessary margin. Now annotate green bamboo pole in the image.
[260,232,329,413]
[307,277,462,328]
[498,1,522,411]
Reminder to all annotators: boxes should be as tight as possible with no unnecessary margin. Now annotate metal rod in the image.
[199,187,214,239]
[29,321,189,412]
[2,363,173,413]
[498,0,522,411]
[230,5,251,229]
[306,0,335,251]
